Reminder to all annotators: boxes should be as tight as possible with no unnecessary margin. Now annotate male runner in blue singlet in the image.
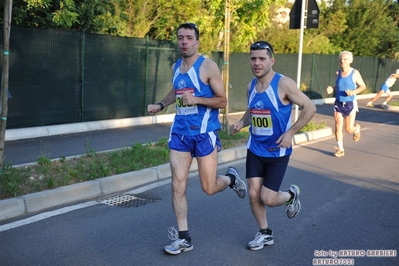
[326,51,366,157]
[147,22,247,255]
[231,41,316,251]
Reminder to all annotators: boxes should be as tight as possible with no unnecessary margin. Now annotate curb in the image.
[293,127,333,145]
[0,127,332,223]
[382,104,399,111]
[4,114,176,141]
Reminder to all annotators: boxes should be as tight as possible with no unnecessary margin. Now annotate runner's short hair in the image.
[177,23,199,40]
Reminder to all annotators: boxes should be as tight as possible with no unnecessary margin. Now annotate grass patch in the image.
[298,122,327,133]
[0,122,324,200]
[388,100,399,106]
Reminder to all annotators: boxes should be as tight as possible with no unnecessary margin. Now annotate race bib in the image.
[176,88,198,115]
[250,109,273,136]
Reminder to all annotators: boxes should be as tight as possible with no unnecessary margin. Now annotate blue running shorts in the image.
[380,84,391,94]
[168,130,221,157]
[333,100,356,117]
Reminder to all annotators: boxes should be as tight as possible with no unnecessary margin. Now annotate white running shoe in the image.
[226,166,247,199]
[247,230,274,251]
[163,227,193,255]
[286,184,301,218]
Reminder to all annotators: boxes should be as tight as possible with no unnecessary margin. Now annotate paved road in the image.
[0,98,398,265]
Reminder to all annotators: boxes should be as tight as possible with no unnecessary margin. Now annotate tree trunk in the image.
[0,0,13,172]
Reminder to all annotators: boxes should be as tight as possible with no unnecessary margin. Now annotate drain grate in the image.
[101,195,160,208]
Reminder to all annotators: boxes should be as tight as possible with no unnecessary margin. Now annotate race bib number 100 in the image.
[250,109,273,136]
[176,88,198,115]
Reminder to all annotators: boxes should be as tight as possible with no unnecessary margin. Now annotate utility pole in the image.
[222,0,231,131]
[290,0,319,121]
[295,0,306,122]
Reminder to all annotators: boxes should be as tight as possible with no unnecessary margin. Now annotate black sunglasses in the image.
[185,22,198,30]
[250,42,274,57]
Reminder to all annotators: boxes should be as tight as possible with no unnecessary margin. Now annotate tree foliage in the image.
[1,0,398,58]
[328,0,399,58]
[258,2,344,55]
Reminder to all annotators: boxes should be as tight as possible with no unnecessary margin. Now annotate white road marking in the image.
[0,201,99,232]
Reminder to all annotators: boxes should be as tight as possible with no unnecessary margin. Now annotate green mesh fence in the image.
[218,51,399,113]
[3,27,81,127]
[82,34,179,121]
[0,26,398,129]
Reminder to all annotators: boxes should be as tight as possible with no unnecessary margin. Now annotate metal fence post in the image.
[80,28,85,122]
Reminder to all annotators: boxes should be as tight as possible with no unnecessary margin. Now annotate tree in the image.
[1,0,13,171]
[329,0,399,57]
[1,0,119,34]
[381,0,399,58]
[209,0,283,52]
[112,0,161,38]
[258,1,346,55]
[1,0,398,57]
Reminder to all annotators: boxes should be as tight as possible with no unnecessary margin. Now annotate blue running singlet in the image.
[246,73,292,158]
[170,56,221,136]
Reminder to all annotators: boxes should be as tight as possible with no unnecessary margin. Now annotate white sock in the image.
[354,124,360,134]
[337,141,343,151]
[383,102,387,105]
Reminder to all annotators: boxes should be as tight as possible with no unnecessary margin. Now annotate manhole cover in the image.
[101,195,160,208]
